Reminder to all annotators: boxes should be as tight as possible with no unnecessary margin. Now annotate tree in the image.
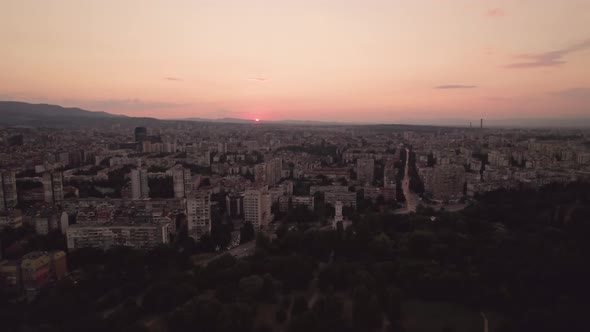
[369,232,394,259]
[215,283,239,303]
[353,286,382,331]
[275,308,287,323]
[288,311,320,332]
[427,153,436,167]
[148,176,174,198]
[406,230,435,259]
[312,295,346,332]
[239,275,264,299]
[142,282,197,314]
[207,254,237,271]
[240,222,255,244]
[256,232,272,251]
[276,223,289,239]
[147,165,168,173]
[382,287,402,321]
[197,233,216,252]
[291,296,309,316]
[211,222,232,249]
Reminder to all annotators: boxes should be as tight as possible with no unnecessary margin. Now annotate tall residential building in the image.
[244,188,272,230]
[267,158,283,186]
[254,163,267,184]
[171,167,192,198]
[186,146,211,167]
[134,126,147,142]
[254,158,282,186]
[0,170,18,210]
[186,190,211,240]
[131,168,149,199]
[332,201,343,229]
[357,158,375,184]
[383,160,396,188]
[43,172,64,206]
[419,164,466,201]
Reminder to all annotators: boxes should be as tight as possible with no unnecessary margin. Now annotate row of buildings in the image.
[2,123,589,258]
[1,170,64,211]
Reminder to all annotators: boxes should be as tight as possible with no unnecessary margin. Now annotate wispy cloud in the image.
[505,38,590,69]
[435,85,477,89]
[549,87,590,103]
[164,77,183,81]
[247,77,270,82]
[486,8,506,18]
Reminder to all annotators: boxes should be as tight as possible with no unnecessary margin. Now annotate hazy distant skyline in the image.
[1,0,589,122]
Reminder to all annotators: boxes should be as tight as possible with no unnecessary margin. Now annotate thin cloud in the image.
[486,8,506,18]
[164,77,183,81]
[247,77,270,82]
[549,87,590,104]
[505,38,590,69]
[551,87,590,97]
[435,85,477,89]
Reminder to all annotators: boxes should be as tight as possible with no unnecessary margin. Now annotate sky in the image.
[1,0,589,124]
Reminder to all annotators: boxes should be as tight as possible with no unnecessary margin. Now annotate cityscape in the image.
[1,1,589,332]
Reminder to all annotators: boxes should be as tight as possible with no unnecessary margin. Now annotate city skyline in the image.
[1,0,589,123]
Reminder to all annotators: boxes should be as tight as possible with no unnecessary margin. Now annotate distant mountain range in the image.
[179,117,345,126]
[395,117,590,129]
[181,116,590,128]
[1,101,589,128]
[179,117,257,124]
[0,101,159,127]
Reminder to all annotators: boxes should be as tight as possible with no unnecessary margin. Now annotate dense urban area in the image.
[1,116,589,332]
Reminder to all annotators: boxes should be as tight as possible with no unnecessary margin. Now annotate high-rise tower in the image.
[43,172,64,206]
[0,170,18,210]
[131,168,149,199]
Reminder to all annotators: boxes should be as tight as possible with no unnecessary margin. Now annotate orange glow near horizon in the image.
[0,0,589,123]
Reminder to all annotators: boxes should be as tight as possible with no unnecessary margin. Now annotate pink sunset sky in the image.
[1,0,589,123]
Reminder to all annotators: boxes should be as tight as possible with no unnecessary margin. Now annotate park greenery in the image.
[1,182,589,331]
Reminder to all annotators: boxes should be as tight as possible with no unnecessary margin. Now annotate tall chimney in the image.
[480,118,483,129]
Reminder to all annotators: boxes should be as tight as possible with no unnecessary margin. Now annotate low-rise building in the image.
[278,195,315,212]
[0,209,23,230]
[325,191,357,207]
[66,222,170,251]
[20,251,67,296]
[0,260,21,292]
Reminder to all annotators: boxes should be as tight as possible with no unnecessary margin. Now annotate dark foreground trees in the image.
[3,182,589,332]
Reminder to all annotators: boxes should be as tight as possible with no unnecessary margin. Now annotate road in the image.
[230,240,256,259]
[195,240,256,266]
[401,148,420,213]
